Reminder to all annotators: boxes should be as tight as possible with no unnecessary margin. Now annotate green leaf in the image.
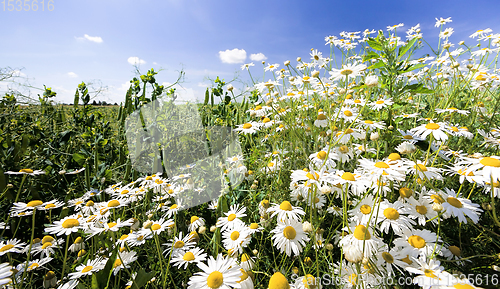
[368,61,385,70]
[73,153,86,166]
[401,63,426,73]
[362,51,380,62]
[398,37,417,59]
[130,268,155,289]
[367,39,383,51]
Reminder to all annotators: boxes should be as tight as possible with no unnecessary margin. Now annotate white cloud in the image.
[250,53,267,61]
[219,48,246,64]
[127,57,146,65]
[153,62,158,65]
[67,72,78,78]
[197,82,209,88]
[76,34,103,43]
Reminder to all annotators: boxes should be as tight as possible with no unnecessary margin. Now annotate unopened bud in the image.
[370,132,380,141]
[326,243,334,251]
[7,184,13,189]
[59,170,66,175]
[227,84,234,92]
[312,71,320,78]
[296,57,302,62]
[250,184,258,190]
[284,60,290,66]
[432,203,443,212]
[210,225,217,233]
[198,226,206,234]
[252,249,258,256]
[459,41,465,45]
[302,221,313,233]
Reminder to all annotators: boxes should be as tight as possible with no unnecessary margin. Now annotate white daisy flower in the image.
[163,231,196,256]
[45,215,83,236]
[171,247,207,269]
[0,262,13,286]
[441,188,482,224]
[112,251,138,275]
[189,216,205,232]
[234,122,260,134]
[394,228,441,258]
[187,253,242,289]
[378,200,416,235]
[271,219,310,256]
[222,225,251,255]
[266,201,306,222]
[410,121,449,142]
[216,204,247,232]
[339,224,383,258]
[68,257,105,279]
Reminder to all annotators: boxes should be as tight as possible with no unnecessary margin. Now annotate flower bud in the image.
[284,60,290,66]
[344,245,363,263]
[312,71,320,78]
[297,57,302,62]
[198,226,206,235]
[210,225,217,233]
[326,243,334,251]
[370,132,380,141]
[227,84,234,92]
[302,221,313,233]
[252,249,258,256]
[432,203,443,212]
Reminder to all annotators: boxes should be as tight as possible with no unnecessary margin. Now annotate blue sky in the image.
[1,0,500,104]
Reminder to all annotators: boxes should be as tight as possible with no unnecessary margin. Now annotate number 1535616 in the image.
[2,0,54,11]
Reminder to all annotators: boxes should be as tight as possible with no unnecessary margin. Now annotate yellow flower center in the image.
[114,257,127,268]
[283,226,297,240]
[317,151,327,160]
[403,135,414,139]
[408,235,426,248]
[146,176,153,180]
[383,208,400,220]
[431,194,445,204]
[416,205,428,215]
[360,205,371,215]
[425,123,440,130]
[42,242,52,249]
[0,244,14,252]
[183,252,195,261]
[353,225,371,240]
[45,203,56,209]
[170,204,178,210]
[414,164,428,171]
[263,117,271,123]
[191,216,199,224]
[449,245,461,256]
[424,269,437,278]
[348,273,357,285]
[228,214,237,221]
[401,255,412,265]
[27,200,43,207]
[108,200,120,207]
[341,69,353,76]
[250,223,259,230]
[151,224,161,231]
[261,200,270,208]
[317,114,327,120]
[119,234,128,241]
[344,110,353,117]
[20,169,34,173]
[280,201,293,211]
[374,162,389,169]
[453,284,476,289]
[207,271,224,288]
[341,172,355,181]
[174,241,185,248]
[447,197,463,208]
[28,263,39,271]
[339,145,349,153]
[81,266,93,273]
[241,253,251,262]
[268,272,290,289]
[382,252,394,263]
[230,231,240,241]
[62,218,80,228]
[239,269,249,283]
[399,187,413,198]
[242,123,252,129]
[376,100,385,104]
[480,157,500,167]
[388,153,401,161]
[364,120,374,124]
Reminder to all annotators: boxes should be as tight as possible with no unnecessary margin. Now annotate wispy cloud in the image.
[75,34,103,43]
[127,56,146,65]
[67,72,78,78]
[219,48,246,64]
[250,53,267,61]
